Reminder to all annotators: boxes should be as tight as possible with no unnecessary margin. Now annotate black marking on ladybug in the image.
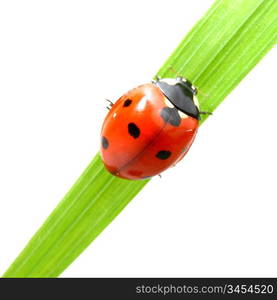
[128,122,140,139]
[160,107,181,127]
[156,150,172,160]
[155,79,200,120]
[101,136,109,149]
[123,99,132,107]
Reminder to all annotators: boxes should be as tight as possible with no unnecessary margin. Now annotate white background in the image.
[0,0,276,277]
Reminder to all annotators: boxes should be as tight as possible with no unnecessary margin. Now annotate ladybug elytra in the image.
[100,77,200,180]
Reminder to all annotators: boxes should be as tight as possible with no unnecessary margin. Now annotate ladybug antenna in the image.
[196,89,209,98]
[167,66,199,95]
[168,65,184,79]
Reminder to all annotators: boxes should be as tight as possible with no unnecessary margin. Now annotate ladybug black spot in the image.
[156,150,171,160]
[128,122,140,139]
[160,107,181,127]
[101,136,109,149]
[123,99,132,107]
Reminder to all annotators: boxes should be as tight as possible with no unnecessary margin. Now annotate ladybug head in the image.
[155,77,200,120]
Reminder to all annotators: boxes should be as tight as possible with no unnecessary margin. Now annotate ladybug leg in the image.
[158,174,162,179]
[152,75,161,84]
[198,111,212,120]
[105,99,114,110]
[199,111,212,116]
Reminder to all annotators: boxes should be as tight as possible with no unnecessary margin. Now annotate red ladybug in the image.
[100,77,200,180]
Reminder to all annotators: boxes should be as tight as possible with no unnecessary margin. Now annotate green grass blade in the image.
[3,154,149,277]
[157,0,277,124]
[3,0,276,277]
